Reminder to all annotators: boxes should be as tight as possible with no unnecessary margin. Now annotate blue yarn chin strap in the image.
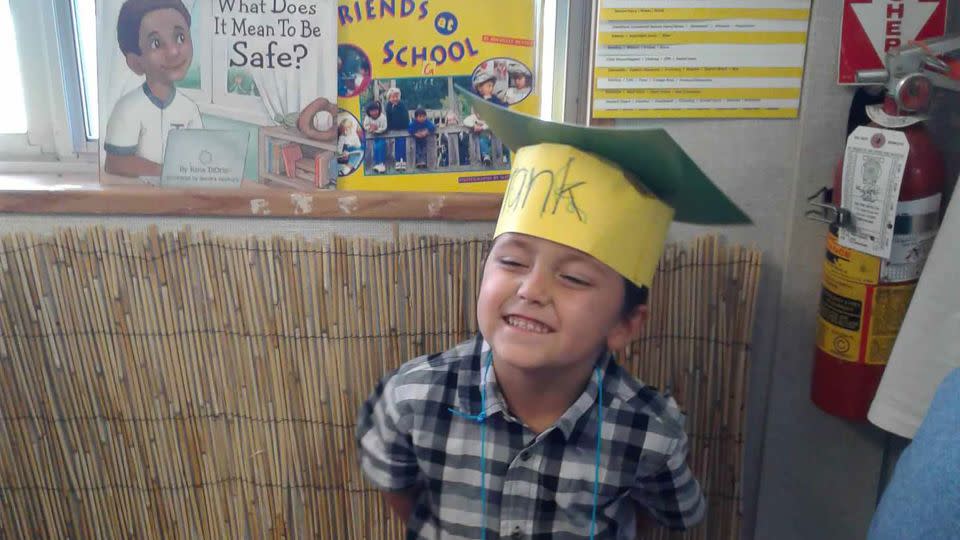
[449,351,604,539]
[449,351,493,538]
[589,365,603,539]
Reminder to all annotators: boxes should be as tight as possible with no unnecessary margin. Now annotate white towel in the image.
[869,176,960,438]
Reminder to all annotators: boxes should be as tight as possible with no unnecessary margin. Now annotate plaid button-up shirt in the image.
[357,336,706,539]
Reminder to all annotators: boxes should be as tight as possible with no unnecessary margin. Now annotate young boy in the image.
[363,101,387,173]
[385,87,410,171]
[407,107,436,169]
[473,71,508,108]
[463,107,493,166]
[104,0,203,178]
[336,119,362,176]
[357,92,750,538]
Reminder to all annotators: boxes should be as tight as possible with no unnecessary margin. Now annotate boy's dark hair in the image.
[622,279,648,317]
[414,107,427,117]
[117,0,191,56]
[365,101,382,115]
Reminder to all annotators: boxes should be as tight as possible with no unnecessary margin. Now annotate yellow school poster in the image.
[335,0,540,192]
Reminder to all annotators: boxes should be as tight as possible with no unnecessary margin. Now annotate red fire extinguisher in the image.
[808,37,960,420]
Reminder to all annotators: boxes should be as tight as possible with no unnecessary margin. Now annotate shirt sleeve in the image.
[356,370,420,491]
[103,95,141,155]
[632,428,707,530]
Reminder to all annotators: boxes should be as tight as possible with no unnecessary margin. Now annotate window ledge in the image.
[0,174,502,220]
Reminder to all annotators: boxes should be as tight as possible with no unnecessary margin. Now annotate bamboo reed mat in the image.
[0,227,760,539]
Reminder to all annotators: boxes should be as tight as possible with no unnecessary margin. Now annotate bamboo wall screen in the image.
[0,227,760,539]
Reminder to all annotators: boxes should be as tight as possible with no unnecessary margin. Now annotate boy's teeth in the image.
[506,316,550,333]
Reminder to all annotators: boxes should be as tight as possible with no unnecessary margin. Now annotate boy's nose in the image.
[166,43,184,58]
[516,269,551,305]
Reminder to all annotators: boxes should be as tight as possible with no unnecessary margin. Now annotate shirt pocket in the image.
[553,462,633,532]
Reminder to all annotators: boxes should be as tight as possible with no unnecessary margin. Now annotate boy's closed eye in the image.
[559,273,592,287]
[496,257,526,269]
[497,257,594,287]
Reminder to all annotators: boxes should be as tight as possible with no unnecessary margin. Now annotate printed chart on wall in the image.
[335,0,540,193]
[591,0,811,119]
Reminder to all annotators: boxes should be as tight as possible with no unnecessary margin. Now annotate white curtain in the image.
[234,0,337,126]
[249,61,320,127]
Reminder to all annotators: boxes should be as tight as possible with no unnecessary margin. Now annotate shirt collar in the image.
[142,82,176,109]
[456,336,612,440]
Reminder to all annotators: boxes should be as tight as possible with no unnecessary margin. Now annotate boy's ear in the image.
[125,53,145,76]
[606,305,647,352]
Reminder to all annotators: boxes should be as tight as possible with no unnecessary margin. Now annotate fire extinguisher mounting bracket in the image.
[856,34,960,112]
[805,187,852,229]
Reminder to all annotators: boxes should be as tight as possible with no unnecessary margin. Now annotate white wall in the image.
[753,5,960,540]
[752,2,887,537]
[605,2,959,539]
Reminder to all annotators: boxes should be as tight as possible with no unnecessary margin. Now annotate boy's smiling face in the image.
[126,8,193,88]
[477,233,642,373]
[478,80,495,97]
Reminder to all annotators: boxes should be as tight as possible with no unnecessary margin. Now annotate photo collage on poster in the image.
[335,0,539,193]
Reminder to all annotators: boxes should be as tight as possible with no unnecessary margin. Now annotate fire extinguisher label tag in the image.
[823,233,880,285]
[839,126,910,259]
[817,233,919,365]
[863,284,917,365]
[817,241,871,363]
[880,194,942,283]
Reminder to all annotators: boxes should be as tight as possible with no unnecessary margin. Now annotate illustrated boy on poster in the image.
[103,0,202,178]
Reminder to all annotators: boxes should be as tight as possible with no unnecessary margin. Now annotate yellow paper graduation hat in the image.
[461,90,750,289]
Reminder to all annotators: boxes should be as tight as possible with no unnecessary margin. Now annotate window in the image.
[540,0,557,120]
[0,0,28,135]
[73,0,99,140]
[178,0,271,124]
[0,1,97,165]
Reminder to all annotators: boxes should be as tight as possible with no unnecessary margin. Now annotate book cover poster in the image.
[335,0,540,193]
[97,0,339,189]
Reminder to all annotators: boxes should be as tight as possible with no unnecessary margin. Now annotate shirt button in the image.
[511,526,522,538]
[520,451,530,461]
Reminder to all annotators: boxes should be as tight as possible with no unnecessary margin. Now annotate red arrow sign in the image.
[838,0,947,84]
